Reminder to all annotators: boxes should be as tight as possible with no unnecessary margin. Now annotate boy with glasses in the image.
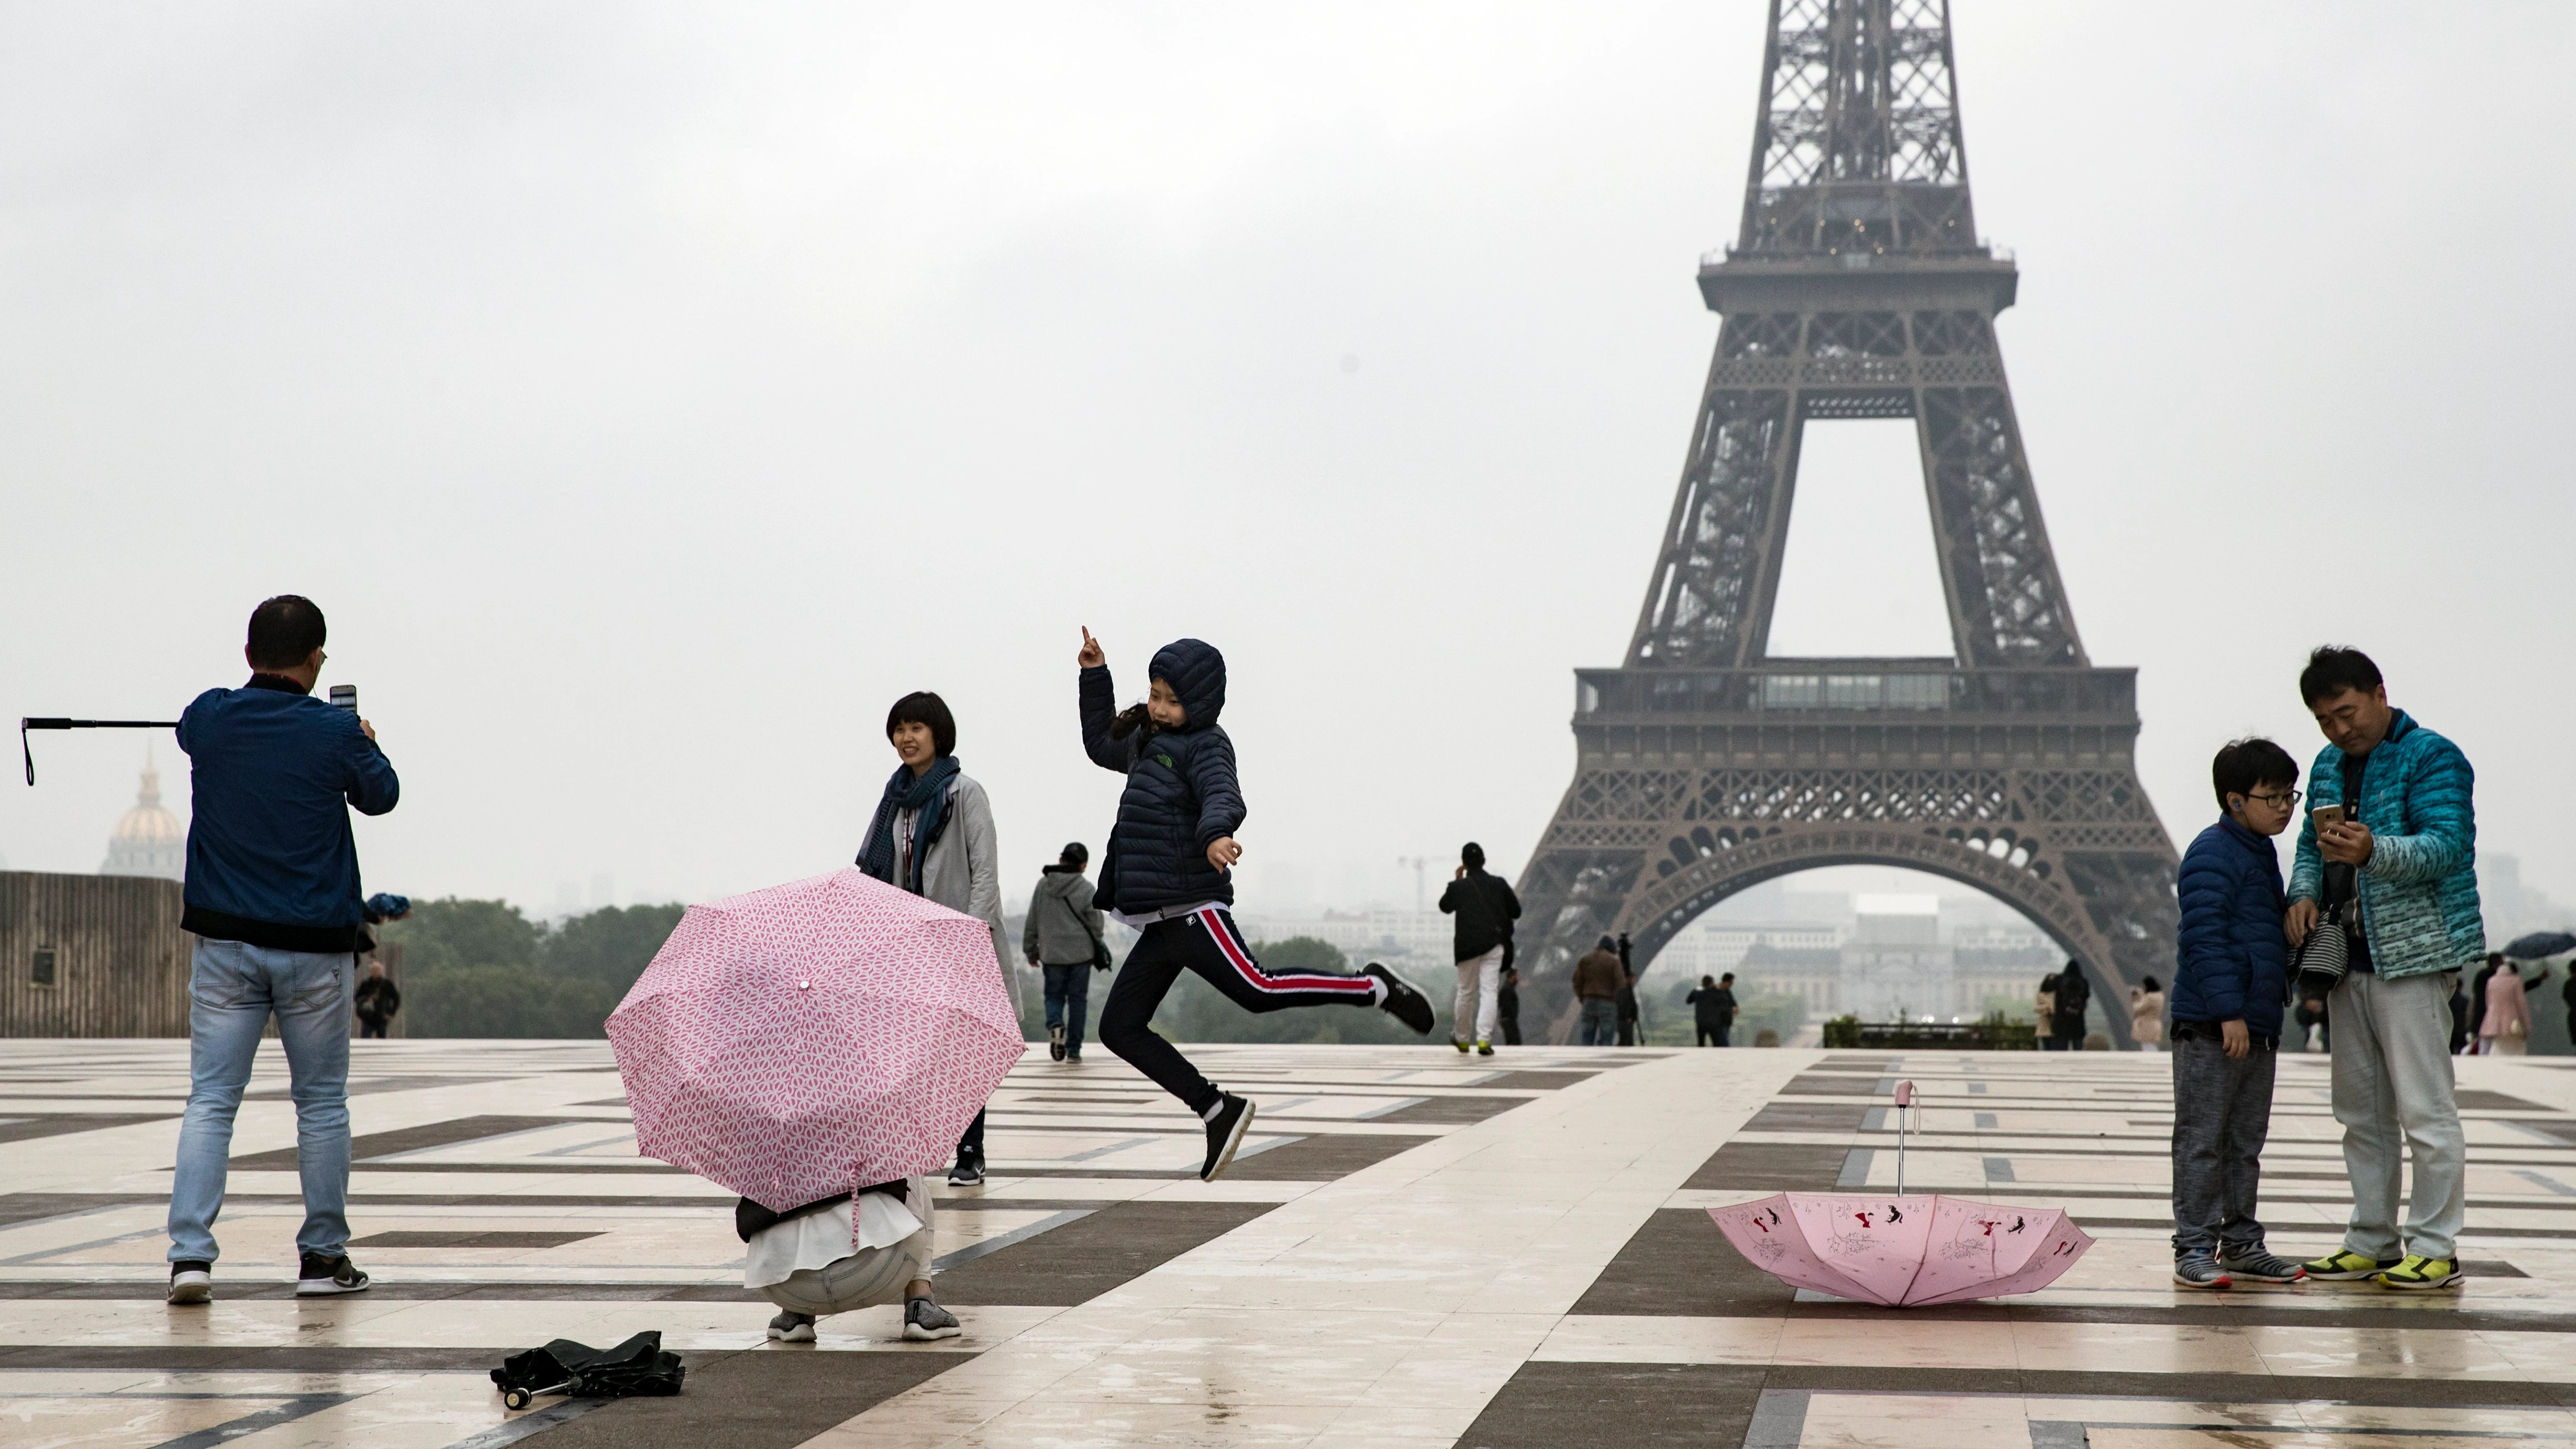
[2166,737,2307,1289]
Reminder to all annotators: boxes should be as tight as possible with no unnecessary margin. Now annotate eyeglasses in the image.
[2244,789,2303,808]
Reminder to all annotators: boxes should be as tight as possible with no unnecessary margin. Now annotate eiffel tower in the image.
[1515,0,2178,1044]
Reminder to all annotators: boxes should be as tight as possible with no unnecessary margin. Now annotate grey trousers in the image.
[2331,969,2466,1261]
[2169,1031,2276,1256]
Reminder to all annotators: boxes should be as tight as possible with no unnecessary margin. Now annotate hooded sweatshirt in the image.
[1078,639,1244,917]
[1023,864,1104,966]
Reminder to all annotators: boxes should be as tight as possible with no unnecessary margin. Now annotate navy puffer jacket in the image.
[1080,639,1244,915]
[2171,816,2290,1036]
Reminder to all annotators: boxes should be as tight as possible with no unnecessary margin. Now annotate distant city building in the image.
[99,756,185,882]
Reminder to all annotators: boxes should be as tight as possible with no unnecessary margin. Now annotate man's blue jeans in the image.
[1579,998,1618,1047]
[1044,963,1092,1056]
[167,939,353,1265]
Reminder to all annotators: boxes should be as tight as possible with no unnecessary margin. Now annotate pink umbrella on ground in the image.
[1710,1193,2093,1306]
[607,868,1022,1212]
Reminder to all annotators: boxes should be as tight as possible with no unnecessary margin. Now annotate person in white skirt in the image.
[739,1177,960,1342]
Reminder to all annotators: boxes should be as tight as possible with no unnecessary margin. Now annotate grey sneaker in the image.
[168,1260,212,1305]
[2219,1247,2308,1284]
[902,1297,961,1341]
[767,1310,816,1342]
[2172,1254,2230,1290]
[947,1149,984,1186]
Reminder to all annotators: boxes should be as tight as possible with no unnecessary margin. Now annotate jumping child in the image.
[1076,628,1434,1179]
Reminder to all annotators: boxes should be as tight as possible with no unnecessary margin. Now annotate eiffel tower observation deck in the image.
[1515,0,2180,1044]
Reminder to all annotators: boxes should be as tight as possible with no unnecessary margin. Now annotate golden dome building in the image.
[100,755,186,882]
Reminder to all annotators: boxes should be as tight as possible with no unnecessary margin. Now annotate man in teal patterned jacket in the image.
[2284,646,2481,1291]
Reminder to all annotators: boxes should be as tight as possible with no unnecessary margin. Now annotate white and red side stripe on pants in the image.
[1193,907,1377,997]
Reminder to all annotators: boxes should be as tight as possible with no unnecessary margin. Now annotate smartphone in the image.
[2311,804,2345,830]
[329,685,358,712]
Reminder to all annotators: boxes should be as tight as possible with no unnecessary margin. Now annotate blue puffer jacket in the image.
[1080,639,1244,915]
[2171,817,2289,1035]
[2287,710,2483,980]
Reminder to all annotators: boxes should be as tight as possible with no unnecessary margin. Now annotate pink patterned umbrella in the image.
[607,868,1022,1212]
[1710,1193,2093,1306]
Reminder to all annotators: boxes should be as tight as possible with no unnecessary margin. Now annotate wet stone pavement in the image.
[7,1039,2576,1446]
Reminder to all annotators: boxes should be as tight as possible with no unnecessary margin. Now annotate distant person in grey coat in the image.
[855,690,1012,1191]
[1025,842,1107,1064]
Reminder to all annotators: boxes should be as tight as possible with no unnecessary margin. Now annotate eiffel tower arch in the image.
[1516,0,2179,1044]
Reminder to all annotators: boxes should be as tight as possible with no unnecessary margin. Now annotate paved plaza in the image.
[7,1041,2576,1446]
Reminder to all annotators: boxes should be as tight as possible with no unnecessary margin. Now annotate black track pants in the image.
[1098,906,1378,1115]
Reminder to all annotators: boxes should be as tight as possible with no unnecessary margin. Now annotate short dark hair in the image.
[1461,842,1485,869]
[2211,736,2299,810]
[2299,645,2383,707]
[885,691,956,757]
[1721,972,1735,982]
[246,595,327,671]
[1060,841,1089,866]
[2141,974,2161,993]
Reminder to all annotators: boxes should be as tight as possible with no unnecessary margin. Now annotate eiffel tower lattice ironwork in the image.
[1515,0,2178,1044]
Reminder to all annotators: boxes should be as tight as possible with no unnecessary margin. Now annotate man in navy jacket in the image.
[166,595,398,1307]
[2166,737,2303,1290]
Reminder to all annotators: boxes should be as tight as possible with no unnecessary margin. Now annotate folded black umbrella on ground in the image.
[491,1331,685,1410]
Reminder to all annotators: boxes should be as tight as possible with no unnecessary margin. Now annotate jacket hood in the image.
[1039,868,1085,895]
[1149,638,1227,731]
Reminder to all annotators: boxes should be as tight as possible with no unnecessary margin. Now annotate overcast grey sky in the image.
[5,2,2571,923]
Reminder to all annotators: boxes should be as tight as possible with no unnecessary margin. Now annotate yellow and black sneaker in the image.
[2375,1255,2464,1291]
[2300,1250,2400,1281]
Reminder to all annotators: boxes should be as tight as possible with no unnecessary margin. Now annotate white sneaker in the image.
[167,1262,212,1305]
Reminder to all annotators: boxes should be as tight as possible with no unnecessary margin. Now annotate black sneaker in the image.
[947,1149,985,1186]
[1201,1093,1256,1181]
[1363,965,1434,1036]
[903,1297,961,1341]
[1049,1023,1066,1061]
[167,1260,212,1305]
[295,1252,370,1296]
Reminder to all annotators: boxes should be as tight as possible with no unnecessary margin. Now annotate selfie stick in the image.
[1893,1080,1917,1196]
[19,718,181,787]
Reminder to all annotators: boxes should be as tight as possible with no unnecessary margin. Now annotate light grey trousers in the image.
[2330,969,2466,1262]
[2170,1031,2276,1257]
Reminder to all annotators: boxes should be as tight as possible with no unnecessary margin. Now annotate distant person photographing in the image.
[1437,842,1520,1056]
[166,595,398,1306]
[1076,628,1434,1180]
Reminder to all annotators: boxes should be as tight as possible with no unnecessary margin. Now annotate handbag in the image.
[2294,901,2349,991]
[1074,896,1115,971]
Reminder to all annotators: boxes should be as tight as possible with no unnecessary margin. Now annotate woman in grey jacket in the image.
[855,691,1014,1189]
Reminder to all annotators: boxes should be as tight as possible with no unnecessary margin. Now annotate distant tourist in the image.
[1024,842,1107,1064]
[854,689,1009,1215]
[2035,971,2060,1047]
[2294,992,2331,1054]
[1437,842,1520,1057]
[1496,966,1522,1046]
[1074,630,1433,1181]
[1615,932,1641,1046]
[2128,976,2165,1052]
[2047,962,2092,1050]
[2167,737,2306,1290]
[167,595,399,1307]
[2286,646,2479,1291]
[1687,973,1739,1047]
[1573,936,1624,1047]
[353,962,400,1039]
[2480,955,2532,1056]
[352,892,409,1040]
